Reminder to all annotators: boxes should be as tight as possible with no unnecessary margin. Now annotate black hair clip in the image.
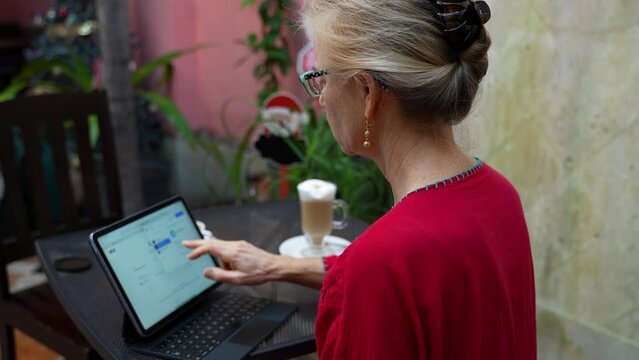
[431,0,491,50]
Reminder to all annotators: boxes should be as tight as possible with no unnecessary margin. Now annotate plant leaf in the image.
[240,0,257,8]
[267,12,282,29]
[65,46,94,91]
[229,121,258,201]
[197,136,229,174]
[281,136,305,162]
[13,57,88,91]
[88,114,100,147]
[0,79,29,101]
[11,59,69,83]
[153,63,174,89]
[247,33,259,50]
[138,91,198,148]
[132,44,215,87]
[258,0,270,21]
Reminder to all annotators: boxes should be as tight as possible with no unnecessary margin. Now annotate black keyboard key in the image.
[152,293,269,358]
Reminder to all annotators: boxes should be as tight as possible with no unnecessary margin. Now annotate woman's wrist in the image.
[270,255,326,288]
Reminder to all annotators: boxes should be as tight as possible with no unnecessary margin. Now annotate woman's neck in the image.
[371,120,475,204]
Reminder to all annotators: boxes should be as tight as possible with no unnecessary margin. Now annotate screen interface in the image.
[97,201,215,330]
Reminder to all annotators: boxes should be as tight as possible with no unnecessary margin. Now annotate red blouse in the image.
[316,163,536,359]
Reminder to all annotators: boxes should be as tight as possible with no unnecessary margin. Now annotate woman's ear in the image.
[359,72,383,120]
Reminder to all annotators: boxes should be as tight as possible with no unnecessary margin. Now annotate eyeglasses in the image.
[299,69,389,97]
[299,69,328,97]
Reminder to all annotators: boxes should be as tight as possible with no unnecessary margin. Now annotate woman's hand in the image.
[183,239,280,286]
[183,238,329,289]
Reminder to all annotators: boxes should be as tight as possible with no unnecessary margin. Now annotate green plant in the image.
[236,0,393,221]
[196,117,261,203]
[239,0,293,104]
[0,45,208,148]
[284,111,394,223]
[186,0,294,204]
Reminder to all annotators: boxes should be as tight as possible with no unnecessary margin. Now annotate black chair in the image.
[0,91,122,359]
[0,23,26,90]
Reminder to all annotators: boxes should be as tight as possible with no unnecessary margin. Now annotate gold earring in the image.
[363,117,373,148]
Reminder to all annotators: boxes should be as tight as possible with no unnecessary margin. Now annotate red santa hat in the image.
[263,92,304,113]
[260,91,309,138]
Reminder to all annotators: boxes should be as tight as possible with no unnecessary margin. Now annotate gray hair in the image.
[302,0,491,124]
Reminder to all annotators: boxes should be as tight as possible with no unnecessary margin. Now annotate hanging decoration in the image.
[254,91,308,166]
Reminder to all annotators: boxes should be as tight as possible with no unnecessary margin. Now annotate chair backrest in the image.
[0,92,122,271]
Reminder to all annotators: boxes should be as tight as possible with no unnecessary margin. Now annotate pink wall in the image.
[1,0,309,136]
[132,0,308,137]
[0,0,49,26]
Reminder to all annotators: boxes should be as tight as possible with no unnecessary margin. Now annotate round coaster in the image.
[54,257,92,272]
[279,235,351,258]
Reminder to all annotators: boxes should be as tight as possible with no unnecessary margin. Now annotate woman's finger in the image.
[182,239,206,248]
[184,242,213,260]
[203,267,249,285]
[184,239,234,260]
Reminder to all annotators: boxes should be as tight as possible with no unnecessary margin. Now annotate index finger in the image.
[183,239,236,260]
[183,239,207,248]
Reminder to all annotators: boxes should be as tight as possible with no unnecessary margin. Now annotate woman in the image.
[184,0,537,358]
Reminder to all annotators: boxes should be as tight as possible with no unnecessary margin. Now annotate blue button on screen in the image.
[153,238,171,250]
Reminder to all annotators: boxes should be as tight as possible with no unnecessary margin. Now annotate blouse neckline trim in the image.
[397,157,484,204]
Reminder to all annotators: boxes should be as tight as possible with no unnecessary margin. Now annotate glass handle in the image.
[332,199,349,230]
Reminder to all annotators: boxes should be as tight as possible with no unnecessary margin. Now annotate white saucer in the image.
[279,235,351,258]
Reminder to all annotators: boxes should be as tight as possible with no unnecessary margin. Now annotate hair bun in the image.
[432,0,491,50]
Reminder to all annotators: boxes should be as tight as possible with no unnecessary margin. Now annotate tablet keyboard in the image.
[152,293,269,360]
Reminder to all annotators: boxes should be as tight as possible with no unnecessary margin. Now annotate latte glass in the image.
[297,180,348,257]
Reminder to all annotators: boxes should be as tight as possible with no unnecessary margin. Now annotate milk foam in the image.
[297,179,336,201]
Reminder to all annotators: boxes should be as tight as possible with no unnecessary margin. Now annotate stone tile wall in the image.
[460,0,639,358]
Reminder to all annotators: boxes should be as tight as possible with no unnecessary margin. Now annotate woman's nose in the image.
[319,94,325,108]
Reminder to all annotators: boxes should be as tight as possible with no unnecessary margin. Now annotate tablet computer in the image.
[89,196,218,337]
[89,196,296,360]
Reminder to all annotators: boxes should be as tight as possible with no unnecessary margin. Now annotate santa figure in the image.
[255,91,309,166]
[254,92,310,199]
[260,92,309,138]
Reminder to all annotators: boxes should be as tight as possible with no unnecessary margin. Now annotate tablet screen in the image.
[95,200,215,331]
